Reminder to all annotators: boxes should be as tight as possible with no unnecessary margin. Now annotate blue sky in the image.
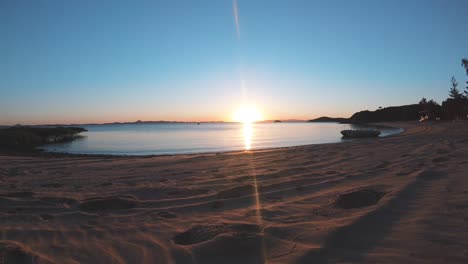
[1,0,467,124]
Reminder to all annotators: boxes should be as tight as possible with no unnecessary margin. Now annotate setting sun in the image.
[233,105,264,123]
[2,1,468,263]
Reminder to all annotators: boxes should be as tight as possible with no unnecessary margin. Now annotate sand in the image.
[1,121,468,263]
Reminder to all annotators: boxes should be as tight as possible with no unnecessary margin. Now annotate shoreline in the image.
[1,121,467,263]
[5,122,406,159]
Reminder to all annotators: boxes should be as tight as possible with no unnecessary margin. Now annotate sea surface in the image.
[42,122,403,155]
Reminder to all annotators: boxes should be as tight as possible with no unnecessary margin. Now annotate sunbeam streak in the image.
[233,0,241,38]
[241,124,269,260]
[231,2,268,258]
[246,152,269,262]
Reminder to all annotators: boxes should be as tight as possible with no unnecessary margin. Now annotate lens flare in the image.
[233,106,263,124]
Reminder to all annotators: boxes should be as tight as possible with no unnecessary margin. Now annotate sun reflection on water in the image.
[243,122,253,150]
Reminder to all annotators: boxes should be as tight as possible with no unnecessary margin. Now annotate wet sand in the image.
[1,121,468,263]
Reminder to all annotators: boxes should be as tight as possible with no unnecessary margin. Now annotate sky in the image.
[1,0,467,125]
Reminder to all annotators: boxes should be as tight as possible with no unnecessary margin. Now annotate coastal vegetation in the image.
[0,126,87,150]
[325,58,468,123]
[349,104,423,123]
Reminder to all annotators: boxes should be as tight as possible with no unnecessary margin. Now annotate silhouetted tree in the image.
[418,98,441,120]
[462,58,468,75]
[349,61,468,122]
[463,58,468,96]
[442,76,468,120]
[427,100,442,119]
[449,76,462,99]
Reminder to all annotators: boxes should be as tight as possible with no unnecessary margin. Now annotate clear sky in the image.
[1,0,467,125]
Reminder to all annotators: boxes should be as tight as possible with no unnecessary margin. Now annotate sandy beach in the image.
[1,121,468,263]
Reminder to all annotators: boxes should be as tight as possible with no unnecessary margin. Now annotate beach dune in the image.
[1,121,468,263]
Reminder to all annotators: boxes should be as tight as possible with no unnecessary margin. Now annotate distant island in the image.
[28,120,226,127]
[308,117,348,123]
[262,119,305,123]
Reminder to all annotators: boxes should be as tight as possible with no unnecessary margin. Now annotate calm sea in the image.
[42,122,402,155]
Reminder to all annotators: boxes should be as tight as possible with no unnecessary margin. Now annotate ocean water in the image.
[42,122,403,155]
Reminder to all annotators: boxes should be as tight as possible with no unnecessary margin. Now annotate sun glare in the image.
[233,106,264,123]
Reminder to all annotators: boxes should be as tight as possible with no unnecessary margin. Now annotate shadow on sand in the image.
[295,169,444,263]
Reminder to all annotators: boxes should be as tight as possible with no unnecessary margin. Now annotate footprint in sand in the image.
[5,168,23,177]
[245,208,285,222]
[79,196,138,212]
[40,196,78,205]
[418,169,444,180]
[436,148,450,154]
[1,191,35,198]
[40,183,63,188]
[40,214,54,221]
[124,181,138,186]
[166,188,209,197]
[263,195,283,202]
[157,211,177,219]
[211,200,224,209]
[217,185,255,199]
[173,223,261,245]
[295,186,305,191]
[432,156,450,163]
[0,241,52,264]
[333,189,385,209]
[231,175,252,183]
[376,161,390,169]
[99,182,113,187]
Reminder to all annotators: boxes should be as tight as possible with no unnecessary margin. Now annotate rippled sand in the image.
[1,121,468,263]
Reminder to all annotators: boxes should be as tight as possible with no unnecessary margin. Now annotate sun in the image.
[233,105,264,123]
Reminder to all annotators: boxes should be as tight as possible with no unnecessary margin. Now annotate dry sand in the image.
[1,121,468,263]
